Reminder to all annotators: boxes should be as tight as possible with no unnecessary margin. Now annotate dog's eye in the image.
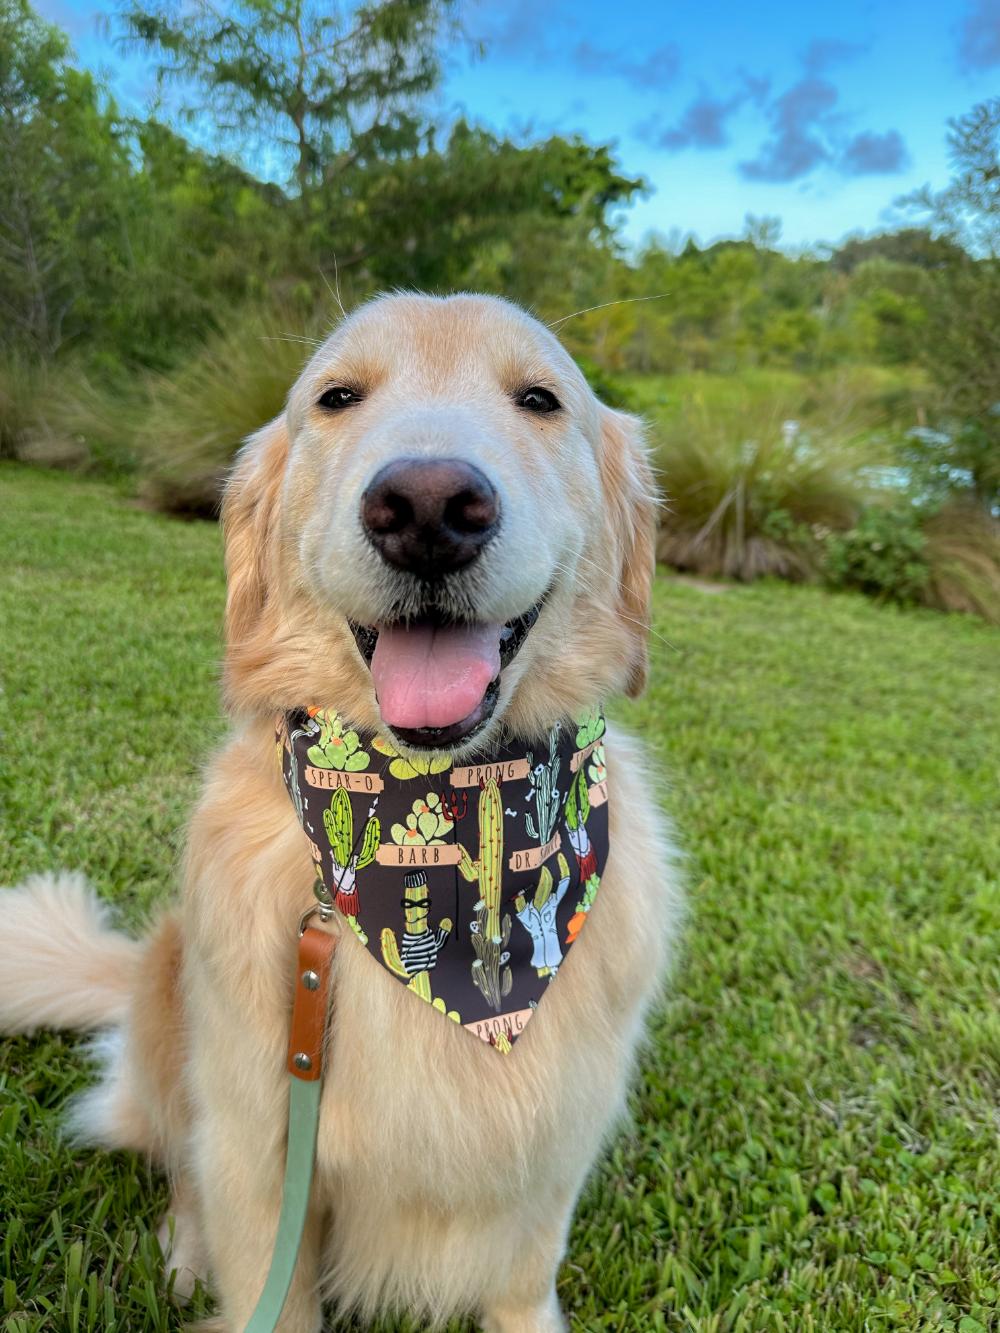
[318,386,364,410]
[516,386,561,414]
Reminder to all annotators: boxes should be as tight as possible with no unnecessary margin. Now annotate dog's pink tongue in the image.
[371,622,502,730]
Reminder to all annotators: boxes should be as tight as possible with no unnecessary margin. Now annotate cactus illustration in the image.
[380,872,458,1019]
[575,708,606,750]
[320,787,380,930]
[457,778,513,1011]
[514,853,571,976]
[587,744,607,787]
[285,712,322,820]
[307,709,370,771]
[564,767,600,921]
[524,727,562,846]
[371,735,451,780]
[390,792,455,847]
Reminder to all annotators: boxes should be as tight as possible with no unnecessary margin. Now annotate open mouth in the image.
[348,603,542,749]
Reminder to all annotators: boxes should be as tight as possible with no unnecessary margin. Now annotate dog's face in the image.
[223,293,656,756]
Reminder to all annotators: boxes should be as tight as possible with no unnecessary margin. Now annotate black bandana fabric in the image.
[277,708,610,1052]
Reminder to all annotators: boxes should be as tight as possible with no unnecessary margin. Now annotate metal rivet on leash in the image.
[292,1052,312,1072]
[301,970,319,991]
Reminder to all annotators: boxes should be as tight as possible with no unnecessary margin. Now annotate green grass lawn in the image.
[1,464,998,1333]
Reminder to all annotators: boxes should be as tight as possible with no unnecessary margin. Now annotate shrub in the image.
[654,397,877,581]
[137,303,329,515]
[574,357,635,411]
[0,355,135,471]
[0,354,49,460]
[922,500,1000,624]
[824,507,929,603]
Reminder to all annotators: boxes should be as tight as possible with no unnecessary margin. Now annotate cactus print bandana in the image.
[277,707,610,1052]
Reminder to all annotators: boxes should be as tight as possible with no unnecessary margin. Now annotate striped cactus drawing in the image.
[457,778,513,1011]
[380,871,458,1019]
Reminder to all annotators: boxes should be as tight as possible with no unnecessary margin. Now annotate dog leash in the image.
[244,911,337,1333]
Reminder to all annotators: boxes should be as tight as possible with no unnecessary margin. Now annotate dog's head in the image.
[222,293,656,755]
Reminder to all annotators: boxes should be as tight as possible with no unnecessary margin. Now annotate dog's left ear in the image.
[220,413,289,696]
[599,406,658,698]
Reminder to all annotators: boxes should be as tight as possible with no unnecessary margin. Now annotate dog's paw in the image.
[158,1206,208,1306]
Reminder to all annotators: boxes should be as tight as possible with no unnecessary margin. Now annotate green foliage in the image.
[2,0,999,619]
[918,260,1000,512]
[117,0,458,198]
[3,468,1000,1330]
[342,120,643,299]
[0,351,50,459]
[136,301,324,514]
[825,506,930,604]
[904,97,1000,256]
[922,501,1000,625]
[0,1,133,357]
[654,394,877,581]
[830,228,967,274]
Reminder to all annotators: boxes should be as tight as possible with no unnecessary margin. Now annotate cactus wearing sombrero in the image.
[457,778,513,1011]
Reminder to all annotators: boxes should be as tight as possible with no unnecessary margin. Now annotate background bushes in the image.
[1,0,998,621]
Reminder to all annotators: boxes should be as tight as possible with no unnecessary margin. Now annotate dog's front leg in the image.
[192,1110,323,1331]
[186,975,324,1333]
[479,1212,570,1333]
[480,1290,567,1333]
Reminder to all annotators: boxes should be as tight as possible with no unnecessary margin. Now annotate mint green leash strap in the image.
[243,1076,322,1332]
[244,918,336,1333]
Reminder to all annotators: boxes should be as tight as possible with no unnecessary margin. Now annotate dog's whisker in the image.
[548,292,672,332]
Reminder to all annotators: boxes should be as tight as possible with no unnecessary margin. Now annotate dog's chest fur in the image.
[183,721,680,1321]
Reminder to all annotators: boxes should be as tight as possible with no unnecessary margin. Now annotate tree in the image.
[901,99,1000,509]
[830,228,967,274]
[116,0,459,202]
[338,122,644,302]
[903,98,1000,256]
[0,0,131,355]
[920,261,1000,511]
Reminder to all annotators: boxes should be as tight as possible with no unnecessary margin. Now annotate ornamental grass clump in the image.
[653,397,879,582]
[137,303,328,515]
[922,500,1000,624]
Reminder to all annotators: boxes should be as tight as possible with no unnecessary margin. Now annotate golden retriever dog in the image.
[0,293,682,1331]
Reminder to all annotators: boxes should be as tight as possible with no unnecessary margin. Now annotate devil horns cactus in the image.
[458,778,513,1010]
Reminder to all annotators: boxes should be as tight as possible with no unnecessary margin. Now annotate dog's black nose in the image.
[361,458,500,577]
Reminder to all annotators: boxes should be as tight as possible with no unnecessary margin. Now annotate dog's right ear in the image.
[221,414,289,654]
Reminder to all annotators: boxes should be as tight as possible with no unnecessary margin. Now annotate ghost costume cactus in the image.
[514,853,572,976]
[524,727,562,846]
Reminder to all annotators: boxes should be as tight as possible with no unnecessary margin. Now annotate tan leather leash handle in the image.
[287,924,337,1080]
[244,923,337,1333]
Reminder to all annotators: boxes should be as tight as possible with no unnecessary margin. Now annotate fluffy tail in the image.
[0,871,141,1035]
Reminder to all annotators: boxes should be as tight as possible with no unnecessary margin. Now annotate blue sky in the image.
[36,0,1000,251]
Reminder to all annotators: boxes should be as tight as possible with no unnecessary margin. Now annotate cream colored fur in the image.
[0,293,683,1331]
